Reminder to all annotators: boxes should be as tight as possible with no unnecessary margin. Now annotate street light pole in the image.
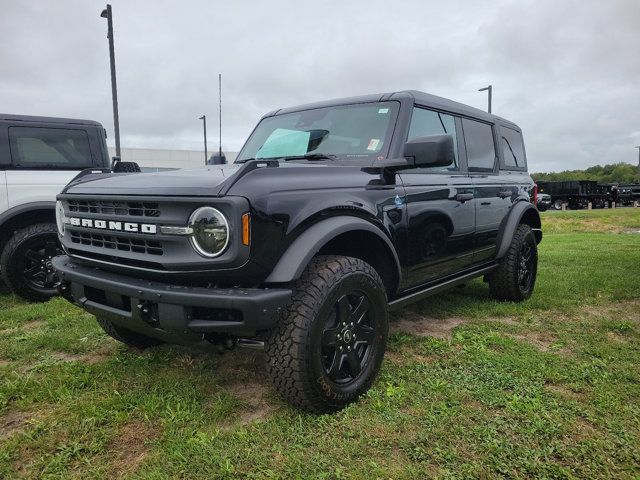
[218,73,222,159]
[100,4,121,158]
[478,85,492,114]
[199,115,208,164]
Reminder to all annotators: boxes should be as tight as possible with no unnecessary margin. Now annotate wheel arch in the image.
[0,202,56,253]
[495,201,542,260]
[264,216,402,296]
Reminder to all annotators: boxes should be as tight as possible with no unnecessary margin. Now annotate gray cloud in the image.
[1,0,638,171]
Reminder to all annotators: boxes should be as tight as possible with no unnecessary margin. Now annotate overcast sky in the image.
[1,0,638,172]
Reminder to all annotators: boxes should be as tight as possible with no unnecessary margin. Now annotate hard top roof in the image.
[267,90,520,130]
[0,114,102,127]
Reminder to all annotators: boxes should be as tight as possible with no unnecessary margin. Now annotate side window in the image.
[8,127,93,168]
[407,107,458,171]
[462,118,496,172]
[500,126,526,170]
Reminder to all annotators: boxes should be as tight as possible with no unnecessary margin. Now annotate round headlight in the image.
[55,201,66,235]
[188,207,229,258]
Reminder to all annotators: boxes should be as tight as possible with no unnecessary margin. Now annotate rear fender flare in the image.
[496,201,542,259]
[264,216,401,284]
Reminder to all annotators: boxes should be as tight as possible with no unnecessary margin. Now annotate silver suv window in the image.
[9,127,93,168]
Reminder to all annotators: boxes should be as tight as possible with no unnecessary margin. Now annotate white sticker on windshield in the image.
[367,138,381,151]
[378,108,389,114]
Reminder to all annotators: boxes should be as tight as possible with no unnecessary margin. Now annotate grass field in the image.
[1,209,639,479]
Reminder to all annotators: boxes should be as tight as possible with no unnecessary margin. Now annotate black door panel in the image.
[398,173,476,287]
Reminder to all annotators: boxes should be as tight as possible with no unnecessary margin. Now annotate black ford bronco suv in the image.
[53,91,541,412]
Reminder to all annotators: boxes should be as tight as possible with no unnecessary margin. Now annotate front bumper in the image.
[53,255,291,343]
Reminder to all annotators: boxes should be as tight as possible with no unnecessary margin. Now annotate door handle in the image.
[455,193,474,202]
[498,190,512,199]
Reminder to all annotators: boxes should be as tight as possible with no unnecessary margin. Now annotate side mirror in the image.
[403,134,454,168]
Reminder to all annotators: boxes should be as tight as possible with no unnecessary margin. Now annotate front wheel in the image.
[488,224,538,302]
[265,255,389,413]
[0,223,63,302]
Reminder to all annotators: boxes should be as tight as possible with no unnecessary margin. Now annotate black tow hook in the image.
[137,301,159,327]
[56,281,73,300]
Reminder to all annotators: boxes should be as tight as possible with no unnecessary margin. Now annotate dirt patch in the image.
[21,320,46,331]
[224,381,277,428]
[506,332,569,354]
[390,311,468,339]
[545,384,584,401]
[0,411,29,440]
[106,420,161,479]
[214,349,266,381]
[606,331,628,344]
[48,349,112,365]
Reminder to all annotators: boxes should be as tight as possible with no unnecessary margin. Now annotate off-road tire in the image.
[0,223,60,302]
[96,316,162,349]
[488,224,538,302]
[265,255,389,413]
[113,161,141,173]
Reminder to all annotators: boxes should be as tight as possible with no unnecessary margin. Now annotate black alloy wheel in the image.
[0,223,62,302]
[22,241,63,292]
[517,241,535,293]
[321,292,377,383]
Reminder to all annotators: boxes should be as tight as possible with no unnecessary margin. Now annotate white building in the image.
[108,147,238,170]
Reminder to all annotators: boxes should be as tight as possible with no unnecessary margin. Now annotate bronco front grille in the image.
[67,199,160,217]
[70,231,164,256]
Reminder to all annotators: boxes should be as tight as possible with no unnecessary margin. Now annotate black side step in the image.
[388,264,497,311]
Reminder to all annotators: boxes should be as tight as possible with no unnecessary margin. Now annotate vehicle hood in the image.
[62,165,243,196]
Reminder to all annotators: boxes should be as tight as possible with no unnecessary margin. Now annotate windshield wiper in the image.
[280,153,337,162]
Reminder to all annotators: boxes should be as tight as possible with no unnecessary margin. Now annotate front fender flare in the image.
[264,216,401,284]
[496,201,542,259]
[0,201,56,228]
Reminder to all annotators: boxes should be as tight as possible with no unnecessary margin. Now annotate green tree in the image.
[532,163,640,184]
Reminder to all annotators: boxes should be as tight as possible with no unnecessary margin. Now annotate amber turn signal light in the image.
[242,213,250,246]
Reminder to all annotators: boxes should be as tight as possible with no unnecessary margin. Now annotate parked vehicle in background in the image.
[537,180,609,210]
[616,184,640,206]
[536,193,551,211]
[54,90,542,412]
[0,114,113,301]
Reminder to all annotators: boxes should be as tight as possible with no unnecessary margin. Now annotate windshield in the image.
[236,101,399,162]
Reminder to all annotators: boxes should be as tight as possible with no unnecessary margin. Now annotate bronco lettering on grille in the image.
[68,217,157,234]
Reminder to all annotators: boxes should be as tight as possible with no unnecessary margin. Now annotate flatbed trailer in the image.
[537,180,609,210]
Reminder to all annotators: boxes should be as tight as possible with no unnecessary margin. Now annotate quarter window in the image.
[9,127,93,168]
[500,126,526,170]
[407,107,458,171]
[462,119,496,172]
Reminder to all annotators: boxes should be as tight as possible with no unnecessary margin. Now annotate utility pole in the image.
[635,146,640,168]
[100,4,121,158]
[478,85,492,114]
[218,73,222,159]
[199,115,207,164]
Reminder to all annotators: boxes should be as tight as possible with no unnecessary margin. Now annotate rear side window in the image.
[8,127,93,168]
[462,118,496,172]
[500,126,526,170]
[407,107,459,171]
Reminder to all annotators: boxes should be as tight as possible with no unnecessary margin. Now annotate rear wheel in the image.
[488,224,538,302]
[0,223,62,302]
[265,255,388,413]
[96,317,162,349]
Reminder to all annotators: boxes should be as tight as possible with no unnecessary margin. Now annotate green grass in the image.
[1,209,640,479]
